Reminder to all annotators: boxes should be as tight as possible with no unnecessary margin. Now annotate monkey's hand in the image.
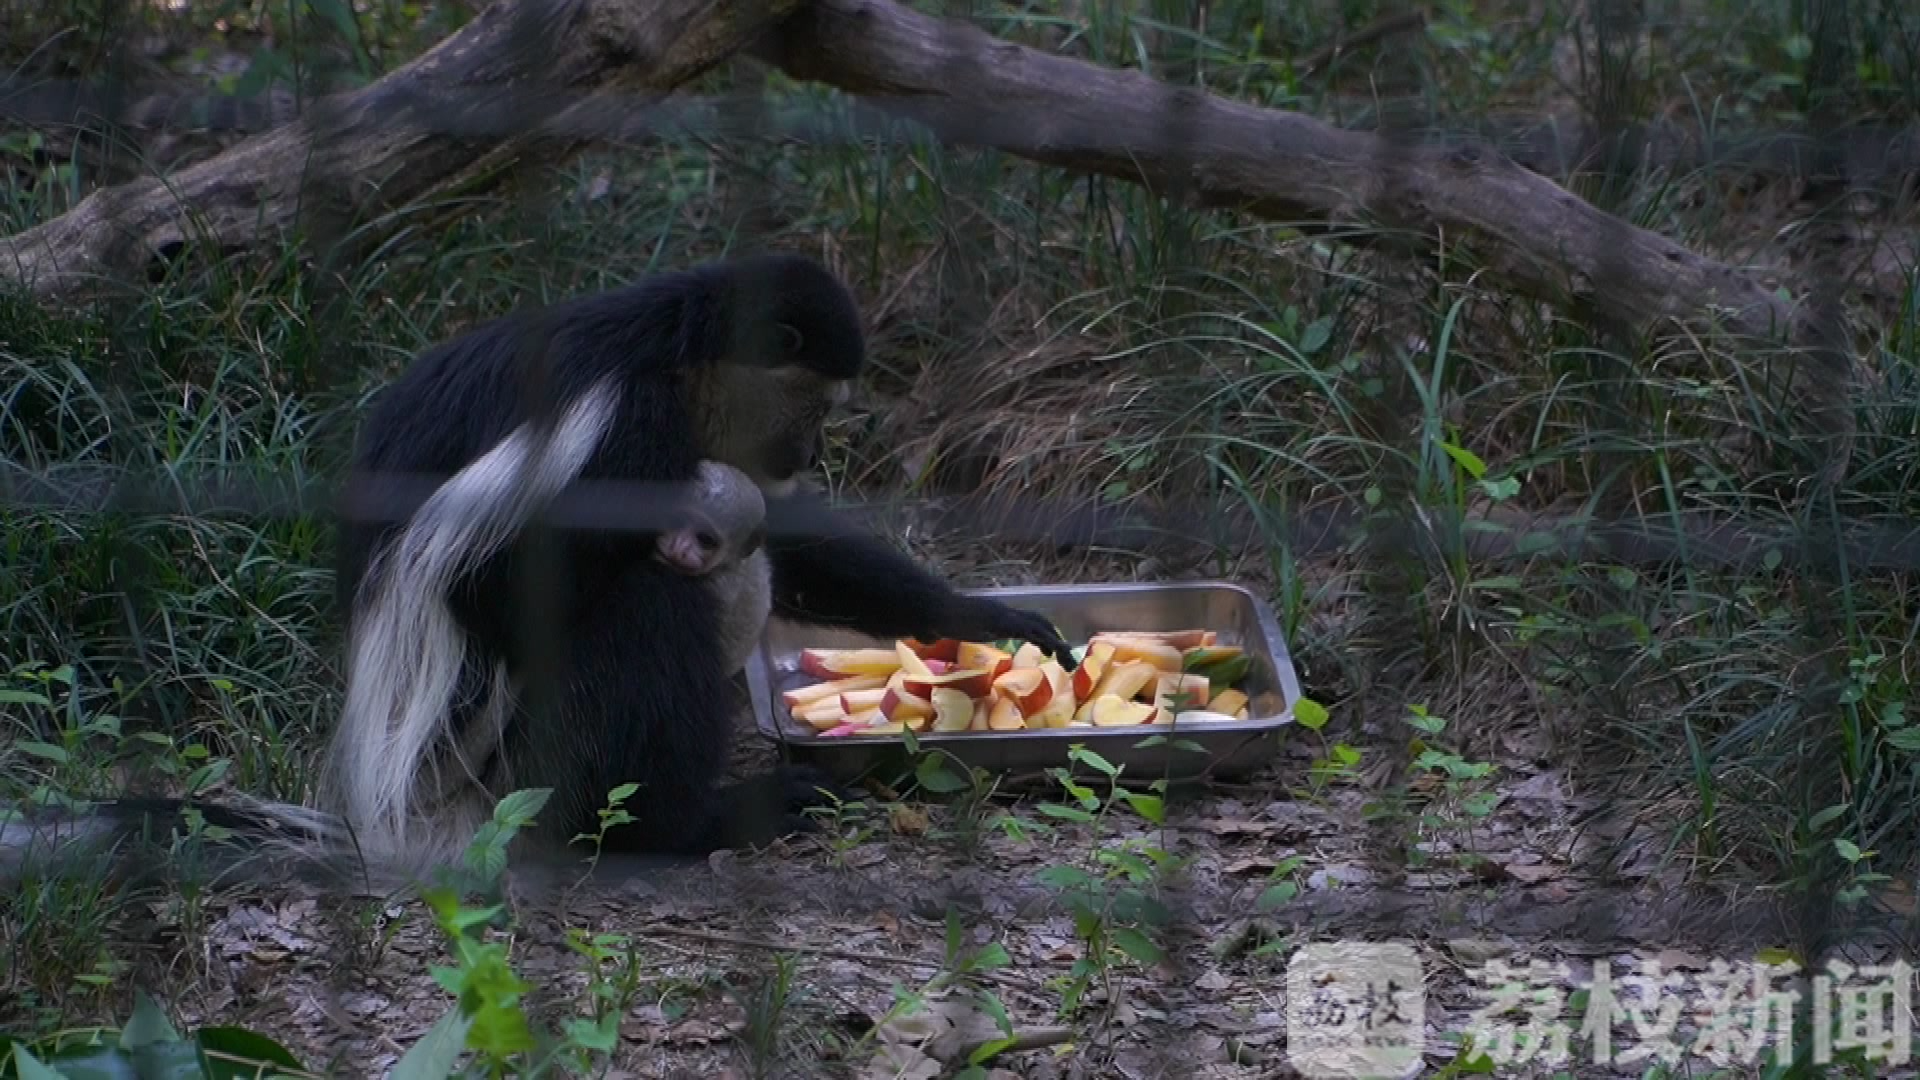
[937,597,1078,671]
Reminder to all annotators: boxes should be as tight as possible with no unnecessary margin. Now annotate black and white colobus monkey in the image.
[3,253,1072,889]
[323,250,1074,868]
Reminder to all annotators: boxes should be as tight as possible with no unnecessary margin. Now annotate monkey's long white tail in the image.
[326,379,620,864]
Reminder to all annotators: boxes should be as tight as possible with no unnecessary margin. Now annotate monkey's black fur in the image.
[337,252,1071,858]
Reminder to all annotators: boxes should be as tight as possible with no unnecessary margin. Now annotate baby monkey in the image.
[655,460,768,577]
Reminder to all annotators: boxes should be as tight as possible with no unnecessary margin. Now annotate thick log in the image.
[764,0,1854,462]
[0,0,798,299]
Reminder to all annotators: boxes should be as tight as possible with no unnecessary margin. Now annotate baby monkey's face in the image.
[653,461,767,577]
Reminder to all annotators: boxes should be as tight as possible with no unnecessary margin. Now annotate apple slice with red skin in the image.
[1087,694,1157,727]
[1070,642,1116,700]
[881,686,936,724]
[1012,642,1047,668]
[783,674,887,710]
[1152,673,1211,715]
[1090,660,1159,704]
[957,642,1014,681]
[902,668,996,699]
[1092,638,1184,673]
[1027,693,1076,729]
[993,667,1054,714]
[1091,630,1215,651]
[894,641,934,677]
[905,638,962,663]
[987,694,1025,731]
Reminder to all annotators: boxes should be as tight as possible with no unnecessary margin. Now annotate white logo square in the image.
[1286,940,1426,1079]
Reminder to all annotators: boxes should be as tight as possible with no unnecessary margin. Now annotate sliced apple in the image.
[970,697,990,731]
[1039,660,1071,697]
[1209,688,1249,718]
[1097,638,1184,673]
[993,667,1053,715]
[1168,709,1242,724]
[902,668,995,699]
[957,642,1014,683]
[782,674,887,710]
[850,721,909,736]
[895,641,934,677]
[840,688,889,712]
[1088,694,1157,727]
[930,687,975,732]
[1092,629,1213,651]
[881,686,935,724]
[987,694,1025,731]
[1012,642,1047,669]
[1152,673,1211,714]
[802,707,849,731]
[1090,660,1159,704]
[1071,642,1116,700]
[799,647,902,679]
[1028,693,1076,729]
[1181,644,1245,667]
[905,638,962,663]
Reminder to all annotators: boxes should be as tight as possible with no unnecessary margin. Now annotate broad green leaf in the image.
[122,990,181,1049]
[1883,726,1920,752]
[389,1005,473,1080]
[11,1046,68,1080]
[915,756,969,794]
[1111,928,1164,967]
[1068,746,1119,778]
[1294,698,1329,731]
[1257,881,1300,910]
[491,788,552,826]
[195,1026,308,1078]
[1121,792,1165,825]
[1439,441,1487,479]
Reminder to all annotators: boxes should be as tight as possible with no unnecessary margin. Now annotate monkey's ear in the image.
[778,323,804,353]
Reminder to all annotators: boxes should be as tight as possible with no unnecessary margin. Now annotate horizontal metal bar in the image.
[3,462,1916,573]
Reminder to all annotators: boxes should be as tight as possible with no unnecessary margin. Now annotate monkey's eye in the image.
[778,323,804,352]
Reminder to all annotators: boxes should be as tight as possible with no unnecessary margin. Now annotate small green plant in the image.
[1393,704,1500,870]
[1287,696,1360,801]
[1,988,314,1078]
[1031,745,1179,1015]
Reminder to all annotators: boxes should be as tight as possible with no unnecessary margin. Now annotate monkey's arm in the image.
[763,490,1075,668]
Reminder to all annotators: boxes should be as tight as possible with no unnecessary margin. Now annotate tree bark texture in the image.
[0,0,799,298]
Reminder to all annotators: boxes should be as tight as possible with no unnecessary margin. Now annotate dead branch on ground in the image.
[762,0,1853,470]
[0,0,797,299]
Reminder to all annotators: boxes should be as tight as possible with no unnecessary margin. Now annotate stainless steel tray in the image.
[745,581,1303,781]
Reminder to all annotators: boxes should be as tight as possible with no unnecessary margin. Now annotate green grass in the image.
[2,0,1919,1070]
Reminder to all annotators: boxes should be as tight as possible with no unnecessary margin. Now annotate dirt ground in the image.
[141,680,1886,1080]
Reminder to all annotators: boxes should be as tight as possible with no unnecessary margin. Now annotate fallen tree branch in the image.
[0,0,798,300]
[763,0,1854,465]
[12,74,1920,192]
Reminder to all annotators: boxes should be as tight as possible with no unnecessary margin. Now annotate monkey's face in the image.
[701,253,867,494]
[697,364,853,495]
